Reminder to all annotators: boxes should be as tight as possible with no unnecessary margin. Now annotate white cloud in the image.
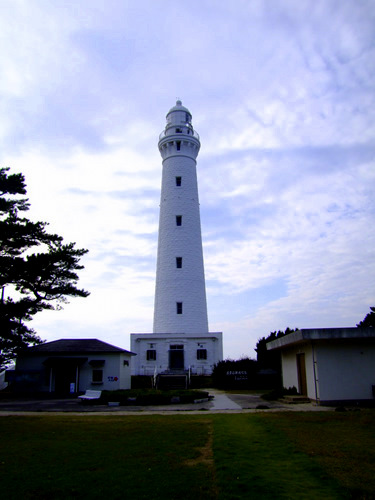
[0,0,374,359]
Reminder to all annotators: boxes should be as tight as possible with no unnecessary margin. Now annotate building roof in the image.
[267,327,375,350]
[21,339,136,356]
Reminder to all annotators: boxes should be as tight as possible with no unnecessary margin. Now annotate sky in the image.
[1,0,374,359]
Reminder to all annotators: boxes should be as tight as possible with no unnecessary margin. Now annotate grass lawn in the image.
[1,411,374,499]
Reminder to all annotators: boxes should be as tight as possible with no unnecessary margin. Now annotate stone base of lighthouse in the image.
[130,332,223,377]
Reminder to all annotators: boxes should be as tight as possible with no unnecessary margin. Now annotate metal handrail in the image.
[159,128,200,141]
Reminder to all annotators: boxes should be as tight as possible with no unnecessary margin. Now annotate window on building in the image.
[197,349,207,360]
[176,176,182,186]
[176,257,182,268]
[170,344,184,350]
[176,302,183,314]
[92,369,103,384]
[123,360,129,366]
[176,215,182,226]
[147,349,156,361]
[176,128,182,133]
[176,141,181,151]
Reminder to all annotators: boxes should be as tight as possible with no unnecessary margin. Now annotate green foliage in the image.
[357,306,375,327]
[255,327,297,371]
[131,375,154,389]
[0,167,89,368]
[261,386,298,401]
[190,375,213,388]
[212,357,258,389]
[99,388,209,405]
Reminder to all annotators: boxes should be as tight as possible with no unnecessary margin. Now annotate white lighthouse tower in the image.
[153,100,208,334]
[131,101,223,380]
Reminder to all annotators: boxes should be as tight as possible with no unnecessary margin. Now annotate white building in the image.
[8,339,135,394]
[131,101,223,378]
[267,327,375,405]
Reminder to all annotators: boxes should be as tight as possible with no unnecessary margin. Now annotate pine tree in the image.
[357,307,375,328]
[0,167,89,368]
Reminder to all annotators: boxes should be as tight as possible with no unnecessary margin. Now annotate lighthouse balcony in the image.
[159,127,200,142]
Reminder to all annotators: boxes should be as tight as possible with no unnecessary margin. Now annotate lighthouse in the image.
[153,100,208,334]
[131,101,223,379]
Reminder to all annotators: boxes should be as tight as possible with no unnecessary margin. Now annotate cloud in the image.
[0,0,374,358]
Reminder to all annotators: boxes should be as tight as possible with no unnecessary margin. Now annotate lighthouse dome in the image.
[165,100,192,127]
[159,100,200,159]
[166,99,191,116]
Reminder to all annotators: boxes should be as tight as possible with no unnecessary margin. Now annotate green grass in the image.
[0,416,215,500]
[212,414,346,499]
[266,411,375,498]
[1,411,374,499]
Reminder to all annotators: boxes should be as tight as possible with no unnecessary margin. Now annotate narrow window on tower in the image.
[176,141,181,151]
[176,302,183,314]
[175,176,182,186]
[176,257,182,268]
[176,215,182,226]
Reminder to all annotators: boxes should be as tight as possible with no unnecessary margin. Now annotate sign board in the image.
[225,370,249,388]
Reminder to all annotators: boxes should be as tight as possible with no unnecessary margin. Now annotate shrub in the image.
[261,386,298,401]
[100,389,209,406]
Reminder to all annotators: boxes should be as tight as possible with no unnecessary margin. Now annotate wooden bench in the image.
[78,390,102,401]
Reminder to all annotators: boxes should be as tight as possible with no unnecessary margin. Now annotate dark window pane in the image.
[92,369,103,382]
[147,349,156,361]
[170,345,184,350]
[197,349,207,360]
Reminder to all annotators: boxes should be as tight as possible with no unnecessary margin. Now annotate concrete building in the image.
[131,101,223,378]
[7,339,135,394]
[267,327,375,405]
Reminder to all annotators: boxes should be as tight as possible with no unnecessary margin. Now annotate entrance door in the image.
[54,365,77,395]
[296,353,307,396]
[169,345,184,370]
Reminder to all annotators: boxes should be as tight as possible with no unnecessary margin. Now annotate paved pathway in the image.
[208,389,242,410]
[0,390,332,414]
